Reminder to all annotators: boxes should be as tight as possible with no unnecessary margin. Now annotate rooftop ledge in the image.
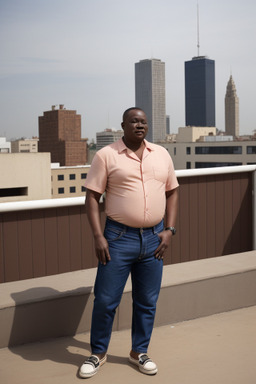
[0,165,255,213]
[0,251,256,347]
[0,251,256,310]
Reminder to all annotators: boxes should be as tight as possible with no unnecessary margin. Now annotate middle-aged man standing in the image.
[79,107,179,378]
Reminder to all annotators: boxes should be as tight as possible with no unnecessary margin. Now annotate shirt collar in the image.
[117,138,154,153]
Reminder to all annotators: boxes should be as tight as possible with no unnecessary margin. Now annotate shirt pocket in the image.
[152,166,168,183]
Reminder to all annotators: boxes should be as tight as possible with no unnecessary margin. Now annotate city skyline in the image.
[0,0,256,141]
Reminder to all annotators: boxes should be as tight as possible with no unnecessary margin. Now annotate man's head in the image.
[122,107,145,123]
[121,107,148,144]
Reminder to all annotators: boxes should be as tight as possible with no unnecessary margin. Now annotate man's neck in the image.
[122,137,145,152]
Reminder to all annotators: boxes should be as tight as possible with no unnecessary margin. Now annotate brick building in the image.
[38,105,87,166]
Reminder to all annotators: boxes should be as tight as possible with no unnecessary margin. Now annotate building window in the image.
[81,186,86,192]
[81,173,87,179]
[70,186,76,193]
[58,187,64,194]
[186,147,191,155]
[0,187,28,197]
[195,146,242,155]
[195,162,242,168]
[58,175,64,181]
[186,162,191,169]
[174,147,176,156]
[69,174,76,180]
[247,146,256,154]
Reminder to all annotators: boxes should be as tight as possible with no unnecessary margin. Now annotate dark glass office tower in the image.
[185,56,215,127]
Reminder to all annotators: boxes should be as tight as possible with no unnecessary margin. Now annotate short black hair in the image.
[122,107,145,122]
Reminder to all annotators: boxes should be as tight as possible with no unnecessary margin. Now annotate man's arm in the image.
[154,187,179,260]
[85,189,111,265]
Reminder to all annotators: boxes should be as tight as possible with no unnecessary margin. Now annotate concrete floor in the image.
[0,306,256,384]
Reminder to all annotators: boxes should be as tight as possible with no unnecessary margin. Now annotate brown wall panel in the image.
[178,179,190,262]
[31,210,46,277]
[81,210,92,269]
[2,213,19,282]
[0,171,253,283]
[17,211,33,280]
[206,177,216,258]
[240,173,252,251]
[56,207,71,274]
[44,209,59,276]
[223,176,233,255]
[215,175,226,256]
[198,176,207,260]
[231,175,242,253]
[169,210,181,264]
[189,178,199,261]
[69,206,83,271]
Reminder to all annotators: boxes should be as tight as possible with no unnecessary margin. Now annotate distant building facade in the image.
[11,138,38,153]
[0,137,11,153]
[51,164,90,198]
[185,56,215,127]
[161,133,256,170]
[0,153,51,202]
[225,75,239,137]
[176,126,217,143]
[135,58,166,143]
[96,129,123,150]
[38,105,87,166]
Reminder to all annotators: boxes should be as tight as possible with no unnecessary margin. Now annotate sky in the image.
[0,0,256,142]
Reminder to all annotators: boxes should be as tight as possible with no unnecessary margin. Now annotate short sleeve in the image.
[165,154,179,191]
[84,152,107,194]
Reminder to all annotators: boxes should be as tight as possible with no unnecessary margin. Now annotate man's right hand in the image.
[94,234,111,265]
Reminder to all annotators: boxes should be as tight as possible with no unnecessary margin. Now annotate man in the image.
[79,107,179,378]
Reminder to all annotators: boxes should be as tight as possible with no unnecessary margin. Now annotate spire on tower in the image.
[197,2,200,57]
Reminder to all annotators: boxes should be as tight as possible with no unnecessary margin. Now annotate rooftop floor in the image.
[1,305,255,384]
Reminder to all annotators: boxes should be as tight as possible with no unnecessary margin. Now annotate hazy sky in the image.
[1,0,255,141]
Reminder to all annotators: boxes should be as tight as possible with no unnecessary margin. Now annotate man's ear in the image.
[121,122,124,129]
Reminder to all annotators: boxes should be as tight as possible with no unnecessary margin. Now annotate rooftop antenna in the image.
[197,2,200,57]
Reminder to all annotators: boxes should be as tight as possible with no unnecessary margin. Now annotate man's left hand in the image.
[154,230,173,260]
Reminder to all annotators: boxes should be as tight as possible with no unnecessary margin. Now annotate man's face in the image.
[121,109,148,143]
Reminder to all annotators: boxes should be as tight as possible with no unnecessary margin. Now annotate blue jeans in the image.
[90,217,164,354]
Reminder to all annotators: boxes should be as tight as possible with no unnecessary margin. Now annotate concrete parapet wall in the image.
[0,251,256,348]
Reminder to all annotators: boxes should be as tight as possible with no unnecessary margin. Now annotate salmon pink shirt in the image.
[85,138,179,228]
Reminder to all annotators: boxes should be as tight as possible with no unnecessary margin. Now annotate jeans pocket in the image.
[104,227,125,242]
[153,223,164,243]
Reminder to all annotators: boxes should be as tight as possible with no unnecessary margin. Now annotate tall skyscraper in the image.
[38,105,87,166]
[135,59,166,143]
[185,56,215,127]
[225,75,239,137]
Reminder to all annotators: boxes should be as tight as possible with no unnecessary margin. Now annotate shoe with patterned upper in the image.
[79,354,107,378]
[129,353,158,375]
